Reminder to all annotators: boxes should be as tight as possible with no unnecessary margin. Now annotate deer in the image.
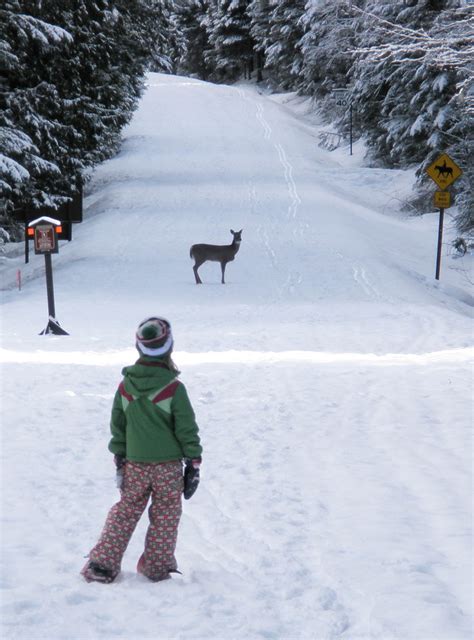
[190,229,242,284]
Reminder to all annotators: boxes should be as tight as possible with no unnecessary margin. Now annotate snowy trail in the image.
[1,358,471,640]
[1,74,472,640]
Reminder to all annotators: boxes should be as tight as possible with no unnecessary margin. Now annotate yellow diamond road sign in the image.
[426,153,462,189]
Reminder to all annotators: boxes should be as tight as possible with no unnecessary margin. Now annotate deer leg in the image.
[221,261,226,284]
[193,262,203,284]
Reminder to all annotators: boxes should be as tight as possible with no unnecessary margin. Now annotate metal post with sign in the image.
[333,88,353,155]
[27,216,69,335]
[15,186,83,264]
[426,153,463,280]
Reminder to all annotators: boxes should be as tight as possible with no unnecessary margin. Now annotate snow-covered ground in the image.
[1,73,472,640]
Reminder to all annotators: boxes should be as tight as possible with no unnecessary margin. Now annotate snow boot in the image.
[81,560,118,584]
[137,554,179,583]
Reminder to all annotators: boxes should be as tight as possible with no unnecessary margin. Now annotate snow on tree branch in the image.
[0,154,30,186]
[352,7,474,73]
[14,14,73,47]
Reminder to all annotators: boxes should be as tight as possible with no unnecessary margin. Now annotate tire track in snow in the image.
[258,224,278,269]
[274,141,302,221]
[352,263,381,300]
[238,88,301,222]
[247,181,279,273]
[239,88,306,299]
[255,101,272,140]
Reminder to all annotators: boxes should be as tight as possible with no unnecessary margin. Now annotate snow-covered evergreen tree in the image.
[0,1,74,235]
[247,0,272,82]
[174,0,212,79]
[0,0,176,238]
[205,0,254,82]
[297,0,363,100]
[352,0,473,228]
[263,0,306,90]
[353,1,456,164]
[148,0,185,74]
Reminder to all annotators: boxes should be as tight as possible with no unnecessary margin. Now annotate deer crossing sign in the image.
[426,153,462,190]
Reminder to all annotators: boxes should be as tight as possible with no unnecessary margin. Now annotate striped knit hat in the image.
[136,317,173,357]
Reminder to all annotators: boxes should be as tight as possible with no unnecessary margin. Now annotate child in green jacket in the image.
[81,317,202,584]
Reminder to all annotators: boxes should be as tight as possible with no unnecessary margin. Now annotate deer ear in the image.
[231,229,235,234]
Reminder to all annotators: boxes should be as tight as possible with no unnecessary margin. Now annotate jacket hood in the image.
[121,358,177,396]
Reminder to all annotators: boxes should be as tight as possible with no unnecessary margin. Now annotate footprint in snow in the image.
[199,391,215,404]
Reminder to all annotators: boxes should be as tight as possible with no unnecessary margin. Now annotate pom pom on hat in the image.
[136,317,173,356]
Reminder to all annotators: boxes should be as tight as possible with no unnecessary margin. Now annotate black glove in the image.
[114,455,126,489]
[183,458,201,500]
[114,454,126,470]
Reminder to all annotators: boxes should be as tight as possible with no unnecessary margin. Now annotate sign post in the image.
[425,153,463,280]
[350,102,353,156]
[27,216,69,335]
[333,88,353,155]
[434,207,445,281]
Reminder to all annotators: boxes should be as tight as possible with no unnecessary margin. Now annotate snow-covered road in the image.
[1,74,472,640]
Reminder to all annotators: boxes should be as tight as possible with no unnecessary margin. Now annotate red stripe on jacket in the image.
[119,381,134,403]
[150,380,180,404]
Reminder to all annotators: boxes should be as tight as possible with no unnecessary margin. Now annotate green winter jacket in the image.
[108,356,202,463]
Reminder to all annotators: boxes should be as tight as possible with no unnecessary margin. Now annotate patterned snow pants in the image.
[87,460,184,582]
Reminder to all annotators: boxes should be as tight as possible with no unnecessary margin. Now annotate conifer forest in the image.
[1,1,473,241]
